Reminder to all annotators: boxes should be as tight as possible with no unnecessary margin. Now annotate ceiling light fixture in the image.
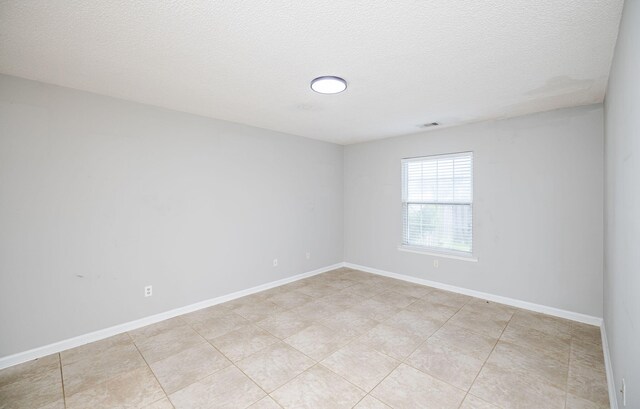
[310,76,347,94]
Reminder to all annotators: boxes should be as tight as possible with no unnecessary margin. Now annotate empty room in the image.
[0,1,638,409]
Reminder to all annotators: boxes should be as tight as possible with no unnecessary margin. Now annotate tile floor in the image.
[0,268,609,409]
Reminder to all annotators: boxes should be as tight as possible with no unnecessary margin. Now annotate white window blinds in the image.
[402,152,473,254]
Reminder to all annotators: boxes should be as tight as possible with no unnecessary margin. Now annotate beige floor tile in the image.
[371,364,465,409]
[321,291,367,309]
[429,323,498,360]
[501,321,571,363]
[510,311,572,340]
[469,363,566,409]
[0,354,60,388]
[359,323,425,360]
[129,317,187,342]
[284,323,353,360]
[189,312,250,340]
[340,282,386,298]
[389,282,432,298]
[571,338,605,367]
[296,283,337,298]
[149,342,231,394]
[271,365,365,409]
[422,288,471,308]
[0,355,63,409]
[565,393,609,409]
[134,324,206,364]
[210,324,279,362]
[65,366,165,409]
[248,396,283,408]
[334,268,366,277]
[169,366,265,409]
[567,357,609,406]
[459,394,501,409]
[353,276,383,288]
[143,397,175,409]
[350,299,400,322]
[339,270,372,282]
[36,399,66,409]
[323,277,358,290]
[293,299,345,321]
[463,298,516,320]
[320,308,380,338]
[236,342,314,392]
[487,341,569,389]
[314,268,346,277]
[406,340,485,390]
[447,308,509,338]
[364,276,401,289]
[570,323,601,346]
[267,291,314,309]
[256,310,314,339]
[353,395,392,408]
[60,333,133,365]
[321,341,400,391]
[405,299,460,321]
[383,309,444,338]
[62,342,147,396]
[232,300,286,322]
[370,290,418,309]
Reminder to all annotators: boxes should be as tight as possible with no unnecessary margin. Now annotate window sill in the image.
[397,245,478,262]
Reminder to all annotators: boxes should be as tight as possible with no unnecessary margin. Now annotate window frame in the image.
[400,151,476,261]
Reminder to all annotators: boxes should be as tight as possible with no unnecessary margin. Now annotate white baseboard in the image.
[1,261,605,371]
[0,263,343,371]
[343,262,603,326]
[601,322,619,409]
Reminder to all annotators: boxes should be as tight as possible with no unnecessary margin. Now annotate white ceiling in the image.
[0,1,624,144]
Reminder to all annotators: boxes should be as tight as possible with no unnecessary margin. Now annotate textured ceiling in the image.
[0,1,624,144]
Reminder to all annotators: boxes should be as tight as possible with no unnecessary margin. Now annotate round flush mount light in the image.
[310,76,347,94]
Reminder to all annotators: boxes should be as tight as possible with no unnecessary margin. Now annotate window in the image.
[401,152,473,256]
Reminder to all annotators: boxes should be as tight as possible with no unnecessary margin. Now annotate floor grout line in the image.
[564,338,575,409]
[243,282,476,407]
[458,308,514,409]
[181,317,273,401]
[130,337,172,404]
[57,353,68,409]
[243,275,502,407]
[225,274,415,406]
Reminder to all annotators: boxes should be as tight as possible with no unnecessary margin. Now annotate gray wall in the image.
[604,1,640,407]
[344,105,604,317]
[0,74,344,357]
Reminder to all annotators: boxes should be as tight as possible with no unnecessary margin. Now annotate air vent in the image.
[419,122,439,128]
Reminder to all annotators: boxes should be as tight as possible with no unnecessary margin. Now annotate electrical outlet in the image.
[621,378,626,406]
[144,285,152,297]
[433,259,439,268]
[273,258,278,267]
[306,252,311,260]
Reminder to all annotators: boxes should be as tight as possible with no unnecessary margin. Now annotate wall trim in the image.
[601,321,619,409]
[0,263,343,371]
[344,262,603,326]
[1,261,606,371]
